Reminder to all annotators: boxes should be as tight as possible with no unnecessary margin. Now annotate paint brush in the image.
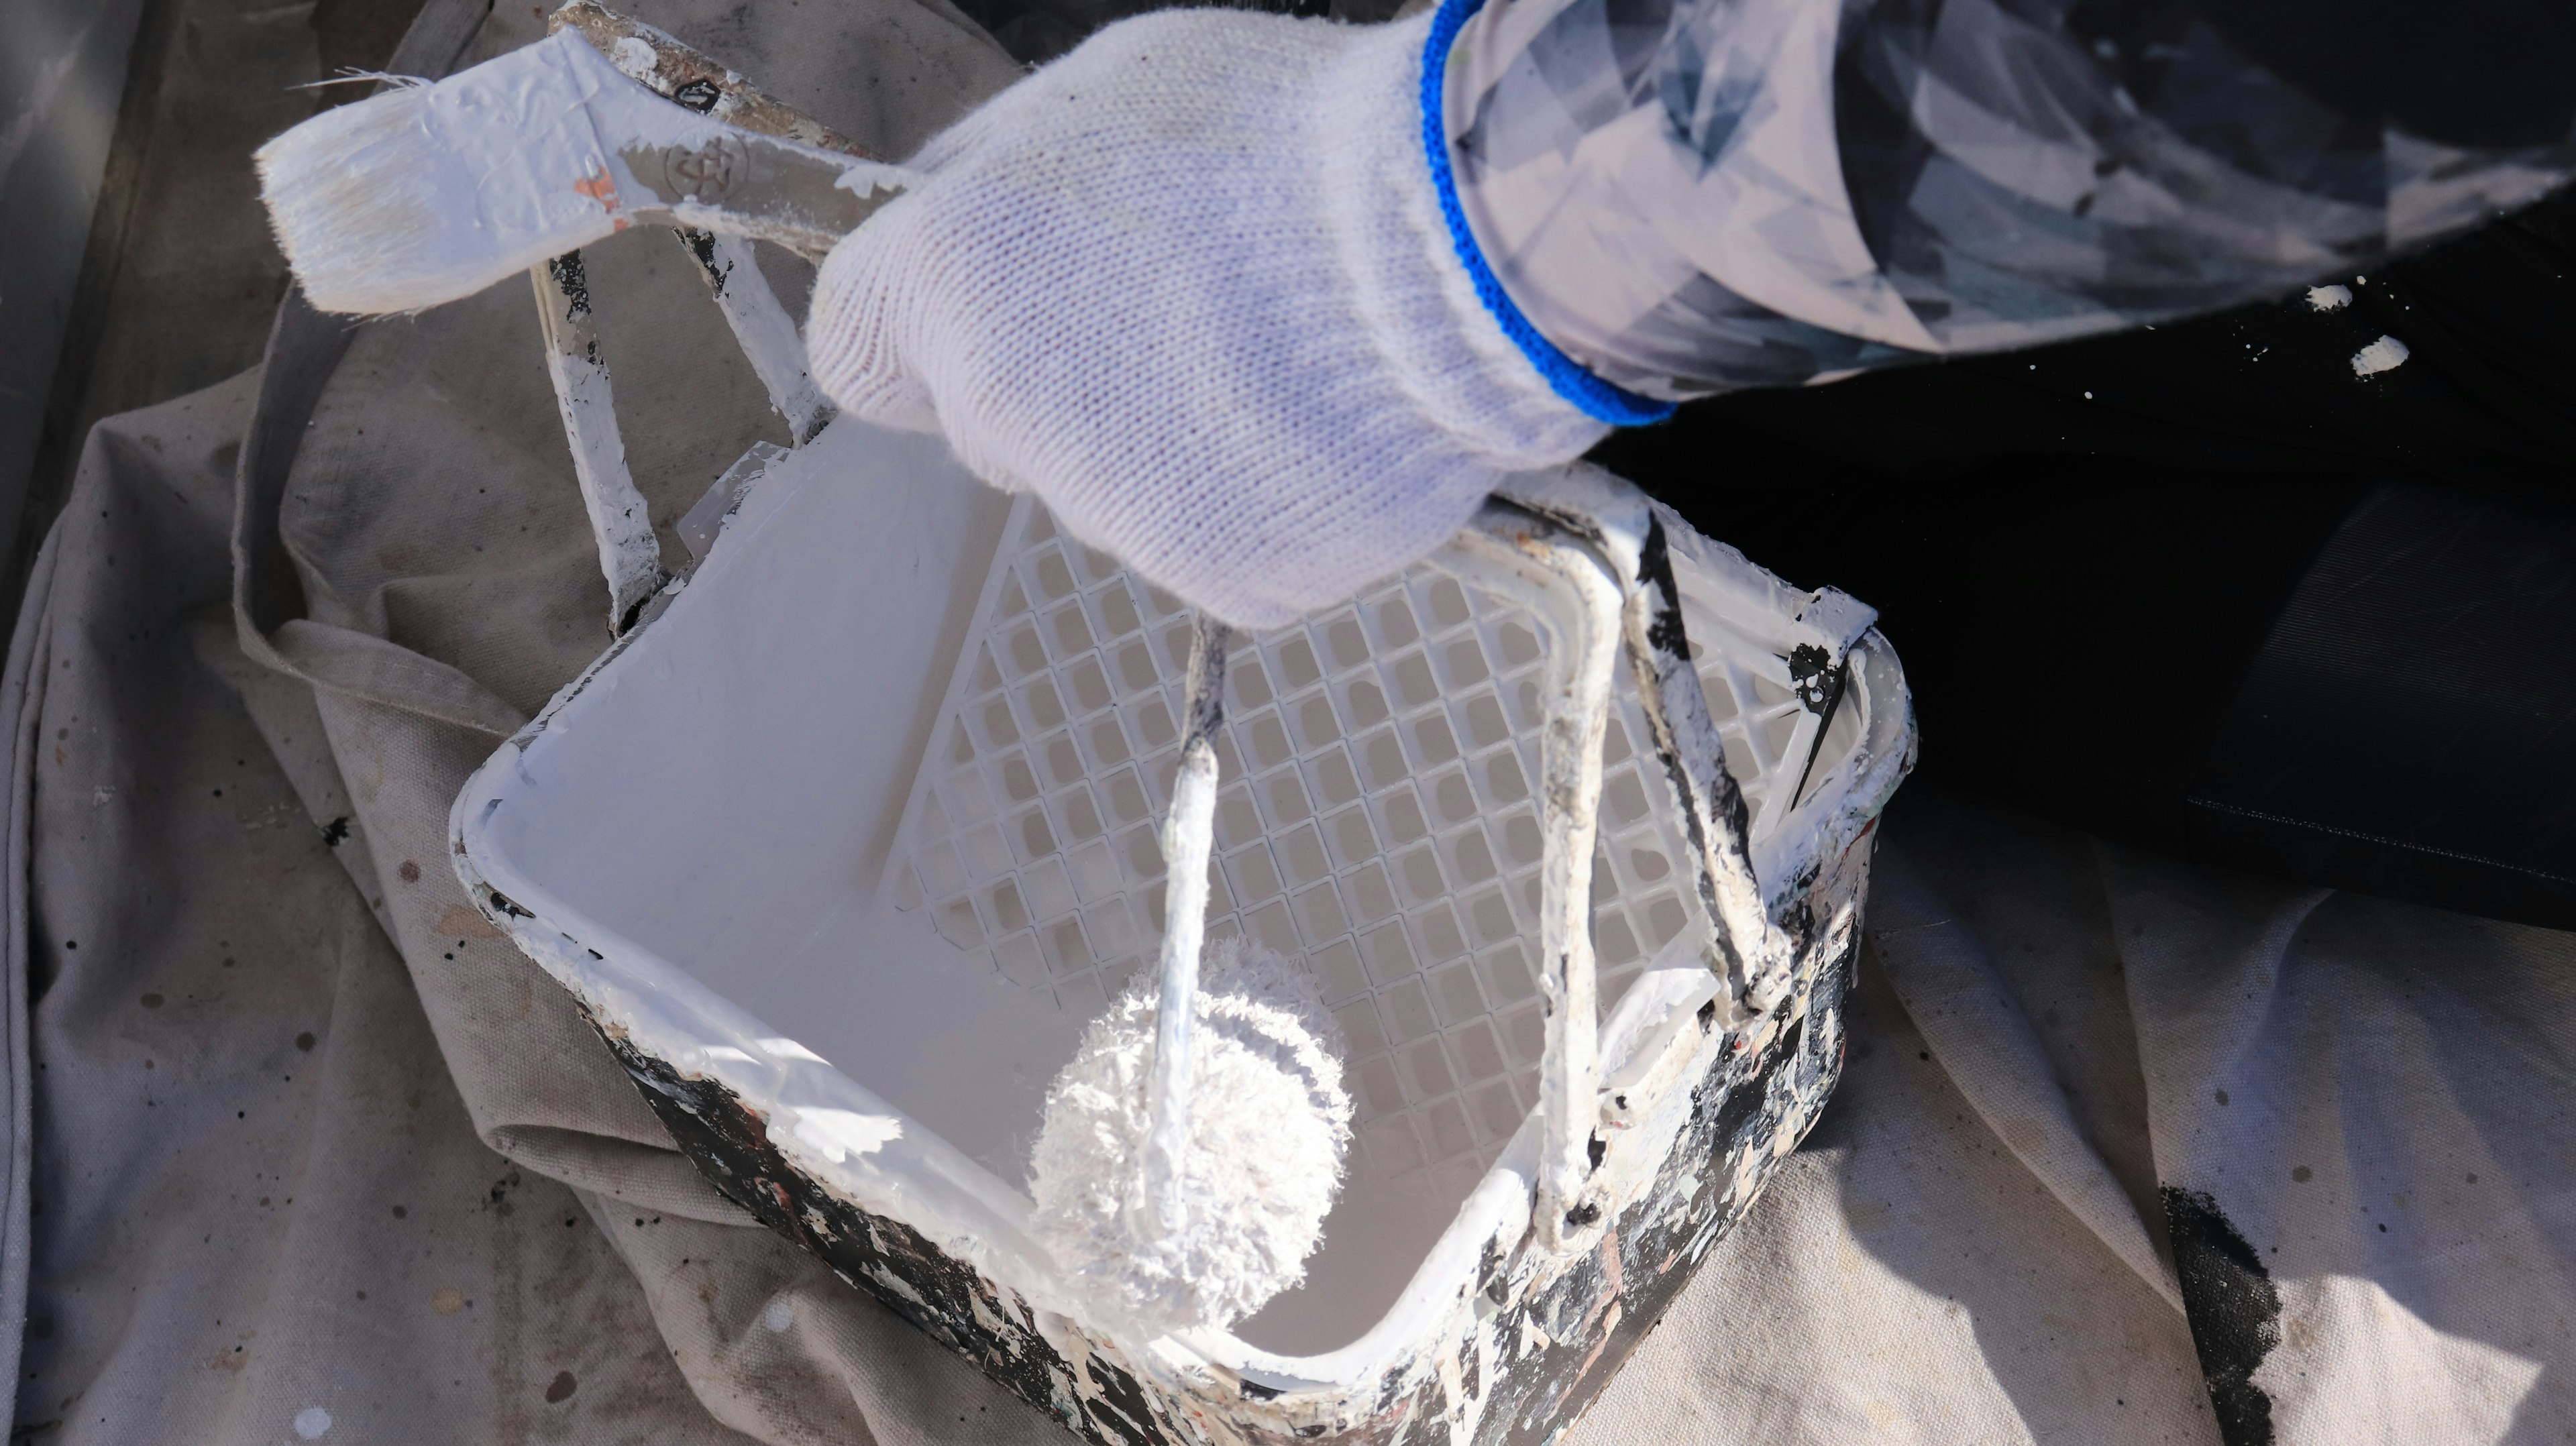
[256,30,916,315]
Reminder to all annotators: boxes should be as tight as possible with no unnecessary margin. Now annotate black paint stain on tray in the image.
[574,926,1858,1445]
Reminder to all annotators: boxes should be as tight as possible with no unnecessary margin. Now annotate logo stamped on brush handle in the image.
[661,135,750,203]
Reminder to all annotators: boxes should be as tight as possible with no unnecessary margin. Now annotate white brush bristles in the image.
[258,32,700,314]
[1030,938,1352,1339]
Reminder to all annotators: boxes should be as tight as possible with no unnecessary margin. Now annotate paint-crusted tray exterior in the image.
[597,955,1846,1445]
[474,826,1868,1446]
[449,450,1911,1444]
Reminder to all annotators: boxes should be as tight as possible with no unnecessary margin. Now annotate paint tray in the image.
[453,404,1913,1441]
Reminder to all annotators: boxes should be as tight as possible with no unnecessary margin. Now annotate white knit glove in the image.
[804,9,1610,628]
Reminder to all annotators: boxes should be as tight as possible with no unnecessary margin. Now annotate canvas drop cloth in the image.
[6,1,2574,1441]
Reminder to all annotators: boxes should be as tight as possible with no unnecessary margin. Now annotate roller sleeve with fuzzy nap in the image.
[1028,938,1352,1339]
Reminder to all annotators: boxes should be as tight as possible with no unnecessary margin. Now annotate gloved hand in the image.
[803,8,1611,628]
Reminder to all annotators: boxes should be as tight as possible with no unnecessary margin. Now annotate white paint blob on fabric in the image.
[2307,284,2353,311]
[761,1300,795,1333]
[1028,938,1351,1338]
[2351,334,2411,377]
[292,1408,332,1439]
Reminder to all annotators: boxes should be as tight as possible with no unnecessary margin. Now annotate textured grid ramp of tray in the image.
[891,498,1850,1195]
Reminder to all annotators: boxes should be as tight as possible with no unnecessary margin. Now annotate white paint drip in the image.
[609,35,658,81]
[761,1299,796,1333]
[833,166,908,199]
[292,1407,333,1439]
[2351,334,2411,377]
[869,1262,930,1310]
[2307,284,2352,311]
[785,1107,904,1164]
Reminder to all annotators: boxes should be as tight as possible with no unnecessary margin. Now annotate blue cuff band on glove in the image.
[1421,0,1677,428]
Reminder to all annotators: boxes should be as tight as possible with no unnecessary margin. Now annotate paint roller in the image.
[1029,620,1352,1339]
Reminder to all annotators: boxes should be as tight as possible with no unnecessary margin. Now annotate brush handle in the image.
[540,5,910,262]
[608,130,914,261]
[1141,614,1229,1237]
[551,0,867,158]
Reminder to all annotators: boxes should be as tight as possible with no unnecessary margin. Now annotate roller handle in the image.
[1140,614,1229,1237]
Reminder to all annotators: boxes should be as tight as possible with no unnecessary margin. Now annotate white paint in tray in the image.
[452,419,1902,1368]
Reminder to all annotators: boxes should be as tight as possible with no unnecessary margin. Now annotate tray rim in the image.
[447,429,1919,1401]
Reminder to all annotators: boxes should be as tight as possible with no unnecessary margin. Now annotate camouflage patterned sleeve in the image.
[1432,0,2576,404]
